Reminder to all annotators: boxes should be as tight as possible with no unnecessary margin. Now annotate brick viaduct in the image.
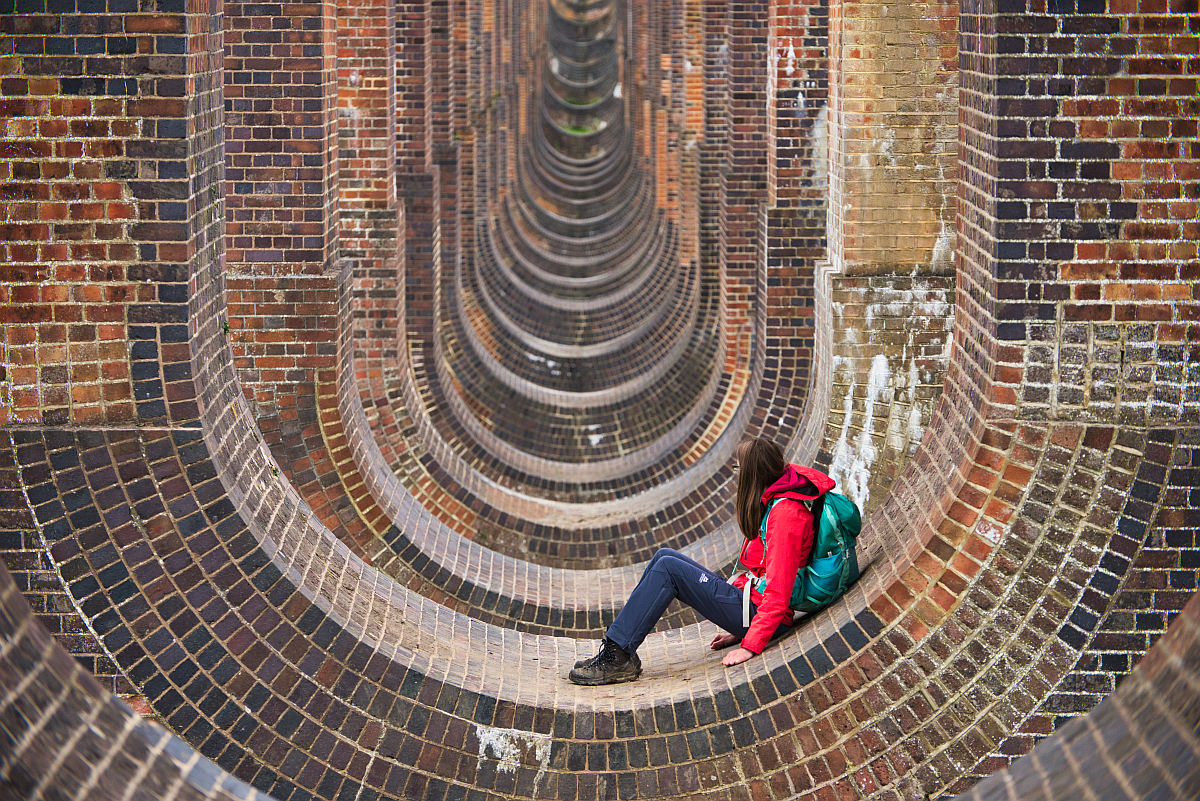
[1,0,1199,799]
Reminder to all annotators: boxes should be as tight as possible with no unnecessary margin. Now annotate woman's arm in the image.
[738,499,814,654]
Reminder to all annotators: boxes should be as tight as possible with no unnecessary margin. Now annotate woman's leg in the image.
[605,549,750,653]
[573,548,695,669]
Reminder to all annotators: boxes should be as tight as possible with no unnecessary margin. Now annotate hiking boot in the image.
[574,642,642,672]
[568,639,642,686]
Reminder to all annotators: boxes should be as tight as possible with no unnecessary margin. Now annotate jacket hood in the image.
[762,464,836,504]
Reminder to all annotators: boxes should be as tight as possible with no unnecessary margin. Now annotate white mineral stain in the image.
[475,725,552,776]
[975,518,1003,544]
[829,354,891,509]
[905,352,925,455]
[885,345,916,457]
[878,127,897,168]
[930,223,955,273]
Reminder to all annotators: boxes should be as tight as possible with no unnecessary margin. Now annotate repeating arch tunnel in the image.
[1,1,1199,800]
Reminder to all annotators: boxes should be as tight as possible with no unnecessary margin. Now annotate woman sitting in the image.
[569,437,835,685]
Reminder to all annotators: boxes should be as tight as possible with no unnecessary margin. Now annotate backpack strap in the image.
[742,575,752,629]
[740,497,787,628]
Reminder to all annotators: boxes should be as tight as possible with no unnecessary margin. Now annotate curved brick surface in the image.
[2,2,1200,801]
[0,560,272,801]
[952,591,1200,801]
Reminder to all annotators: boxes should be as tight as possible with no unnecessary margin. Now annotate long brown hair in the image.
[734,438,787,539]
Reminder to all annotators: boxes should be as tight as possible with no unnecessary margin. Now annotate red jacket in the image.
[732,465,836,653]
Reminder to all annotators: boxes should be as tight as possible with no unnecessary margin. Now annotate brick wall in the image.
[956,591,1200,801]
[1,1,1199,801]
[223,0,339,275]
[0,0,232,783]
[827,0,959,277]
[961,0,1199,424]
[945,0,1200,783]
[815,275,955,515]
[0,0,222,695]
[0,2,203,428]
[337,0,404,415]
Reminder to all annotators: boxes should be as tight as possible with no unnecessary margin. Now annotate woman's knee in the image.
[649,552,690,581]
[650,547,683,565]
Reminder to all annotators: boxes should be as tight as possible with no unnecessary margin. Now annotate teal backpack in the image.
[753,491,862,614]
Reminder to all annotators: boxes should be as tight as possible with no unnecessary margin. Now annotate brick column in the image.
[0,1,220,429]
[767,0,827,208]
[337,0,403,388]
[338,0,396,218]
[717,0,770,340]
[677,0,703,269]
[0,0,223,708]
[395,0,438,350]
[223,0,338,275]
[759,0,829,439]
[452,0,473,271]
[429,0,459,282]
[221,0,341,444]
[816,0,959,504]
[699,0,728,283]
[827,0,959,276]
[959,0,1200,422]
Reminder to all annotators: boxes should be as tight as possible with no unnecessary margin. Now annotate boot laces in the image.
[598,639,628,667]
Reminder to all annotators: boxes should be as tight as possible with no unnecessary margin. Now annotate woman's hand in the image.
[709,632,739,650]
[721,647,754,667]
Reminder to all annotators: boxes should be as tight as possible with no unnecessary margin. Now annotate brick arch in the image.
[1,2,1199,801]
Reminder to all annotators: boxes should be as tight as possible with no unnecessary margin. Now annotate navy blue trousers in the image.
[606,548,756,654]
